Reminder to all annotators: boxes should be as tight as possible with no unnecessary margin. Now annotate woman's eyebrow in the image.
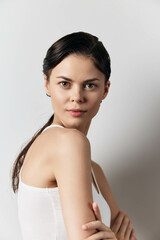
[56,76,100,83]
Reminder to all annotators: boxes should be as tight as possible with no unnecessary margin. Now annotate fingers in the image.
[82,220,117,239]
[82,220,117,240]
[112,210,135,240]
[111,211,124,234]
[92,202,102,221]
[130,228,137,240]
[119,214,132,239]
[83,230,116,240]
[124,220,133,240]
[82,220,110,232]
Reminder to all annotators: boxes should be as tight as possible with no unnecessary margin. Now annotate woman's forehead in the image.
[50,54,105,80]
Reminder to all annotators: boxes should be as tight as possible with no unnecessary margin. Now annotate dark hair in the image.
[11,31,111,193]
[43,31,111,83]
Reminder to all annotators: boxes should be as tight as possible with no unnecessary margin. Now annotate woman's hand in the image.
[82,202,117,240]
[111,211,137,240]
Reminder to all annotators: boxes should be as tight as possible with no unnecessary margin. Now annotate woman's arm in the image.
[49,129,98,240]
[90,162,137,239]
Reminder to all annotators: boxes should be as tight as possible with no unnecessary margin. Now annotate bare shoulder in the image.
[43,126,90,143]
[45,127,90,153]
[59,128,90,151]
[54,128,91,165]
[44,127,91,172]
[59,127,90,143]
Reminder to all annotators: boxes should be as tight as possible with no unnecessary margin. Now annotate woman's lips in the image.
[67,110,86,117]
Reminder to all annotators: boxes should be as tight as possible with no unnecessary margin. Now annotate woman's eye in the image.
[59,82,96,89]
[85,83,96,89]
[59,82,70,88]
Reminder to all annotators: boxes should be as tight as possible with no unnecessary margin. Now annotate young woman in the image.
[12,32,137,240]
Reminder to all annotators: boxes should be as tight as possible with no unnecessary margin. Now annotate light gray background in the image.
[0,0,160,239]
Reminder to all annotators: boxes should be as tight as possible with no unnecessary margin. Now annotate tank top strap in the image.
[91,167,100,194]
[42,124,64,133]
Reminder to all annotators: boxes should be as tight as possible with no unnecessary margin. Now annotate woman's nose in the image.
[70,86,85,103]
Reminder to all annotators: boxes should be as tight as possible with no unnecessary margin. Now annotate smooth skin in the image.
[44,54,110,135]
[21,54,136,240]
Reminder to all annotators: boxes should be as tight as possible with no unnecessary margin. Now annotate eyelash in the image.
[59,81,97,89]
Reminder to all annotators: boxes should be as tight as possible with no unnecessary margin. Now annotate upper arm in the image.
[52,130,97,240]
[93,161,120,225]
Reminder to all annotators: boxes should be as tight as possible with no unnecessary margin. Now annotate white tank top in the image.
[17,124,111,240]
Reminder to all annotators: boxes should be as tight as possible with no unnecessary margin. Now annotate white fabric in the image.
[17,124,111,240]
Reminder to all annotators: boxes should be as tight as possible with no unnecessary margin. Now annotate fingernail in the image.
[82,225,88,230]
[93,202,97,208]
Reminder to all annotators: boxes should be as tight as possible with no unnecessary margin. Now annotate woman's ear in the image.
[102,80,111,100]
[44,75,51,96]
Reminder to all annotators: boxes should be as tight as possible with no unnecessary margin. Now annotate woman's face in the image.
[44,54,110,134]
